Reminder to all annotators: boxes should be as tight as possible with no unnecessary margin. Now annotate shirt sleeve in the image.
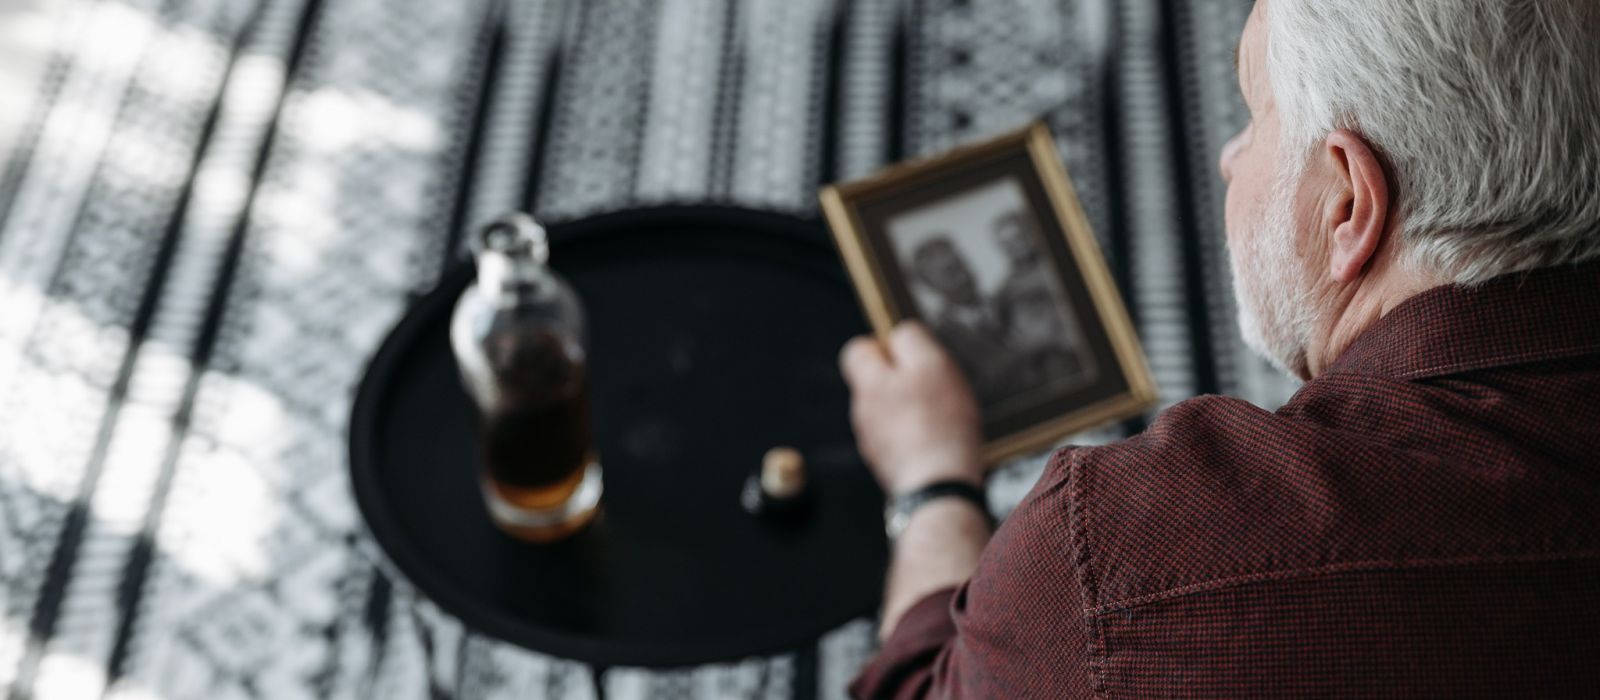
[848,588,960,700]
[849,449,1097,699]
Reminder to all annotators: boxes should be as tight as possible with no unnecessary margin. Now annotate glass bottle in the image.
[450,212,601,542]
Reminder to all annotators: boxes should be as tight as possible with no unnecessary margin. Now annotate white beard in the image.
[1230,176,1320,378]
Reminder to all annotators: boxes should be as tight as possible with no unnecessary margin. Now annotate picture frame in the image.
[820,121,1157,465]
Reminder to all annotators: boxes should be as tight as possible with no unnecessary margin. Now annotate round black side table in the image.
[350,206,888,669]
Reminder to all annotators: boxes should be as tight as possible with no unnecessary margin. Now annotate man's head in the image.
[911,237,980,306]
[992,212,1035,268]
[1220,0,1600,378]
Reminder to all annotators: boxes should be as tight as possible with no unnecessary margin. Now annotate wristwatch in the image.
[883,480,992,540]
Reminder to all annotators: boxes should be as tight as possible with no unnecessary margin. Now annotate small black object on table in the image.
[349,206,888,668]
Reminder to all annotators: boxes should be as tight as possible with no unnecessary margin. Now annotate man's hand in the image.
[841,322,991,642]
[840,322,985,495]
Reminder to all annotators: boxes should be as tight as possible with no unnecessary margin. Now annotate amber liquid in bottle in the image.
[455,212,600,542]
[477,327,600,541]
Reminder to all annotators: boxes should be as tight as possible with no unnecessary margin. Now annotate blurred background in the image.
[0,0,1288,697]
[1,0,51,161]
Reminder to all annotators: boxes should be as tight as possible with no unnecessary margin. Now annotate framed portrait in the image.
[820,122,1156,465]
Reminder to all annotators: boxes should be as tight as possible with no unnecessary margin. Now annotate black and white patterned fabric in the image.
[0,0,1290,697]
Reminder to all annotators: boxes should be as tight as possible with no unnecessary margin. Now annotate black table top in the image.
[350,206,888,668]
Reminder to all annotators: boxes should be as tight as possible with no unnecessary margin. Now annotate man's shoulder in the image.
[1048,391,1600,609]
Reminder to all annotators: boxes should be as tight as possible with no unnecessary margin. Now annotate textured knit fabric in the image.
[853,261,1600,699]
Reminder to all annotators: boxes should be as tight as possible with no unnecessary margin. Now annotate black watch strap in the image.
[884,480,991,540]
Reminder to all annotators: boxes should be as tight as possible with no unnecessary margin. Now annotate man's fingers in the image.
[889,321,951,367]
[840,335,888,386]
[842,322,958,386]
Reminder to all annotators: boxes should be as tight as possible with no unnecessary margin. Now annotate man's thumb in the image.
[889,321,945,365]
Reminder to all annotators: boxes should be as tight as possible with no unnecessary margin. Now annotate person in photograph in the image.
[841,0,1600,696]
[907,236,1020,405]
[991,210,1088,389]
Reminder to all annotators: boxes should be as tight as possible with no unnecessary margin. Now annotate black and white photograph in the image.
[822,122,1156,463]
[886,176,1098,413]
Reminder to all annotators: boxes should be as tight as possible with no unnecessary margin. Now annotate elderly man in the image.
[841,0,1600,696]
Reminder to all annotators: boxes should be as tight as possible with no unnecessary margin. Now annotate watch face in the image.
[885,508,909,540]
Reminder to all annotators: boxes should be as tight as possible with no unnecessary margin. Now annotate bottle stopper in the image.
[760,447,806,500]
[473,213,550,298]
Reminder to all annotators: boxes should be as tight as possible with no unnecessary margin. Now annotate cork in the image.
[760,447,806,500]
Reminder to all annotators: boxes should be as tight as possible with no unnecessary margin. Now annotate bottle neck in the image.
[477,250,550,306]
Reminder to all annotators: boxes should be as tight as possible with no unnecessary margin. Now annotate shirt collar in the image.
[1325,261,1600,380]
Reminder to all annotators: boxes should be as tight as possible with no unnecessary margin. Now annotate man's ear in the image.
[1322,130,1391,283]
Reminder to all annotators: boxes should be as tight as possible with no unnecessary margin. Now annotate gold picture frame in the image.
[820,122,1157,465]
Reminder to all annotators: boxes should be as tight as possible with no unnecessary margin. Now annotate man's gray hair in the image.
[1266,0,1600,284]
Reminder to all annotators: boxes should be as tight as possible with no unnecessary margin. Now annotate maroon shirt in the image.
[854,262,1600,698]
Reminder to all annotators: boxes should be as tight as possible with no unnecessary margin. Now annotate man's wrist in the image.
[888,474,982,497]
[884,479,992,540]
[882,452,984,496]
[897,497,992,539]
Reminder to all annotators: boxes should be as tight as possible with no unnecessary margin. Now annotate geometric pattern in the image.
[0,0,1262,697]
